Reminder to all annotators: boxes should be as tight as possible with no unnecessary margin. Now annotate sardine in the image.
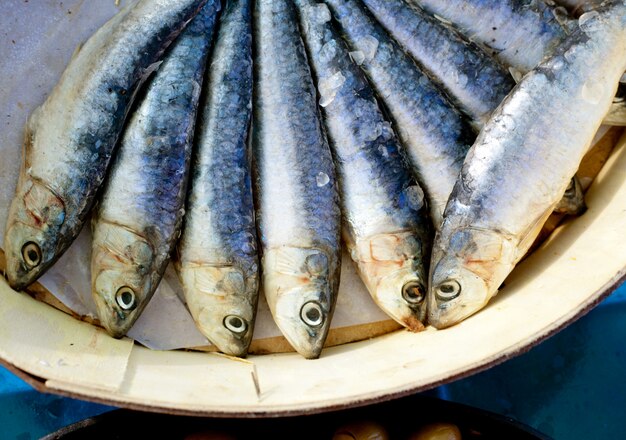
[411,0,626,126]
[176,0,257,358]
[294,0,431,329]
[3,0,211,291]
[90,3,219,338]
[410,0,571,73]
[361,0,515,128]
[362,0,585,215]
[428,3,626,329]
[253,0,342,359]
[325,0,475,227]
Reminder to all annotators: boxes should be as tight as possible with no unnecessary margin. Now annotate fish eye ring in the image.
[115,286,136,311]
[22,242,42,269]
[402,281,425,304]
[300,301,324,327]
[224,315,248,334]
[435,280,462,301]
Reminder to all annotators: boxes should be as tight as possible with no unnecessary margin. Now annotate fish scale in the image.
[4,0,210,291]
[325,0,475,227]
[428,2,626,329]
[410,0,571,73]
[253,0,341,359]
[176,0,258,358]
[294,0,431,330]
[362,0,585,215]
[90,2,220,338]
[361,0,515,127]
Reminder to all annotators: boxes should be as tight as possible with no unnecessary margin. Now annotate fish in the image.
[410,0,626,125]
[3,0,211,291]
[362,0,586,215]
[428,3,626,329]
[324,0,475,227]
[90,2,219,338]
[409,0,571,73]
[176,0,257,358]
[294,0,431,330]
[361,0,515,128]
[253,0,342,359]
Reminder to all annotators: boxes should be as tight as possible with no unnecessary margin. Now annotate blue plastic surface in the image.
[1,284,625,438]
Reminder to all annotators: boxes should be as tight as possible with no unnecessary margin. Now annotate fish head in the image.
[354,232,427,331]
[4,179,66,290]
[178,265,258,357]
[428,227,515,329]
[91,222,156,338]
[263,247,338,359]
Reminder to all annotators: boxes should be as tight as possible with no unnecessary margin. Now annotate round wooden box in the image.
[1,0,625,417]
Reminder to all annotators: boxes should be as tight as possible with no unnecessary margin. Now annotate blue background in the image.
[2,285,625,439]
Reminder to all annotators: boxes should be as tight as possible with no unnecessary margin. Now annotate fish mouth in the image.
[178,265,257,357]
[369,276,427,332]
[428,300,484,329]
[195,310,255,358]
[274,297,331,360]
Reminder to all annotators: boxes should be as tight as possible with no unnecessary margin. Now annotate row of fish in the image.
[3,0,626,359]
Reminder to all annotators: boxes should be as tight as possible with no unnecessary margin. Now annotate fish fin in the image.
[509,67,524,83]
[603,99,626,126]
[70,40,85,61]
[432,14,453,26]
[553,6,575,34]
[516,209,553,259]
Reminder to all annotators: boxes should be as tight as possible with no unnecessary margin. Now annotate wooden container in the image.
[2,0,626,418]
[1,129,625,416]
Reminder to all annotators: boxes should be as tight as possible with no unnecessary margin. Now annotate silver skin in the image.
[361,0,515,128]
[325,0,475,227]
[91,3,219,339]
[361,0,584,215]
[253,0,342,359]
[410,0,626,125]
[429,3,626,329]
[3,0,210,291]
[294,0,431,330]
[410,0,571,73]
[176,0,257,358]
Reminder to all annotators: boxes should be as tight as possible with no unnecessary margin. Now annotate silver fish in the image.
[362,0,585,214]
[176,0,257,358]
[3,0,210,291]
[410,0,571,73]
[91,3,219,338]
[361,0,515,128]
[253,0,342,359]
[410,0,626,125]
[325,0,475,227]
[428,3,626,329]
[294,0,431,330]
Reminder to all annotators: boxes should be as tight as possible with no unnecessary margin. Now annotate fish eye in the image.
[224,315,248,334]
[300,301,324,327]
[402,281,425,304]
[22,242,42,269]
[435,280,462,301]
[115,286,136,311]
